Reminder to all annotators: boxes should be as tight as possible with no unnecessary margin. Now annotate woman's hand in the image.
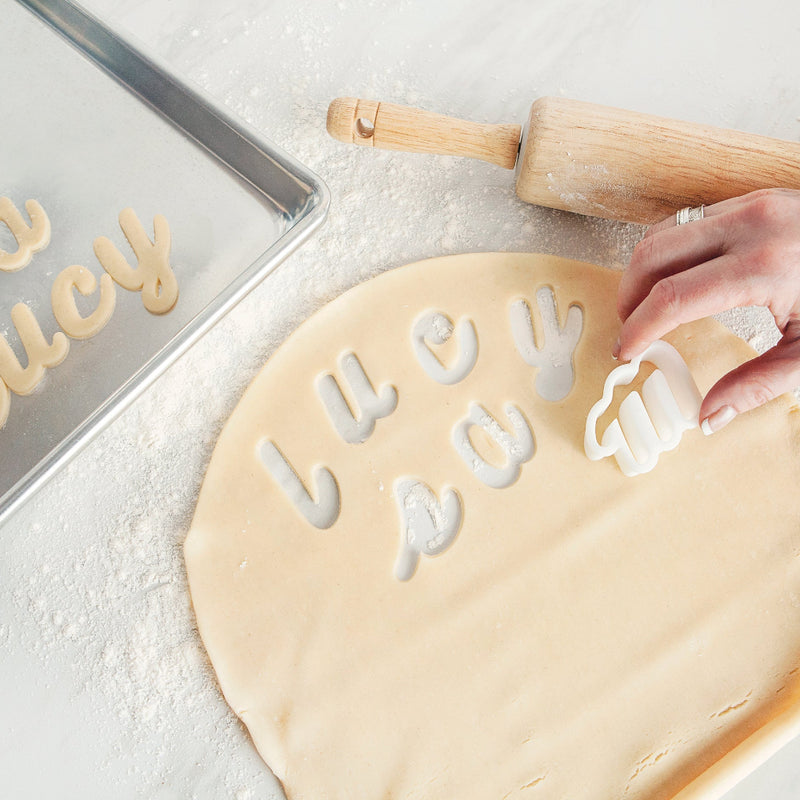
[615,188,800,434]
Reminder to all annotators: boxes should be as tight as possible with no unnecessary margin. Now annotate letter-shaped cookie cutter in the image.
[584,340,702,476]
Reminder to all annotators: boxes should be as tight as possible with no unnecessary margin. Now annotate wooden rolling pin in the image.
[326,96,800,225]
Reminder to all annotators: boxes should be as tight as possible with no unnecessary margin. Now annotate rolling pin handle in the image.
[328,97,380,147]
[326,97,521,169]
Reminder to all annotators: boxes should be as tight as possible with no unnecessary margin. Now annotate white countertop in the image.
[2,1,800,797]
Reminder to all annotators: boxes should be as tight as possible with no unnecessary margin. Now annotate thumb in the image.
[699,330,800,435]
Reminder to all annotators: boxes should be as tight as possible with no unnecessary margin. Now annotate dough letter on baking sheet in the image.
[452,402,535,488]
[393,478,463,581]
[257,440,340,529]
[510,286,583,402]
[411,310,478,385]
[0,379,10,429]
[0,303,69,395]
[51,265,117,340]
[93,208,178,314]
[0,197,51,272]
[316,352,398,444]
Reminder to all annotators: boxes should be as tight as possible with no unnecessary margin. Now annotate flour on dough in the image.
[186,253,800,800]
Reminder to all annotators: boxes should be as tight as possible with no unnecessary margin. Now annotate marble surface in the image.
[2,1,800,798]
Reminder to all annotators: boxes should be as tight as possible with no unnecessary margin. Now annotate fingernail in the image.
[612,338,621,360]
[701,405,736,436]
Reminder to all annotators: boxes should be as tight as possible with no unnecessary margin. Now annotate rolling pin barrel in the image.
[326,96,800,225]
[518,97,800,225]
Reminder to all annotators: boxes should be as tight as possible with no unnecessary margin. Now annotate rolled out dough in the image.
[185,253,800,800]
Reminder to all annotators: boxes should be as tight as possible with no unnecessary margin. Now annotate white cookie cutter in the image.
[584,340,703,476]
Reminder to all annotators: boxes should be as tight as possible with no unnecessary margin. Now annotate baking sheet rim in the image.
[0,0,330,527]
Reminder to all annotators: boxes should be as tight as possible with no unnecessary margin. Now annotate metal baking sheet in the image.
[0,0,328,525]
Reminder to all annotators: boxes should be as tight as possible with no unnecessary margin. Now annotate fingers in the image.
[616,255,752,361]
[618,213,729,321]
[618,192,782,321]
[700,324,800,433]
[616,188,800,433]
[641,195,752,238]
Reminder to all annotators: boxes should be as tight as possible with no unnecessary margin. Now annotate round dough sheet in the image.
[185,253,800,800]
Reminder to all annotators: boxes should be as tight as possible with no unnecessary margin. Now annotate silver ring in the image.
[676,205,705,225]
